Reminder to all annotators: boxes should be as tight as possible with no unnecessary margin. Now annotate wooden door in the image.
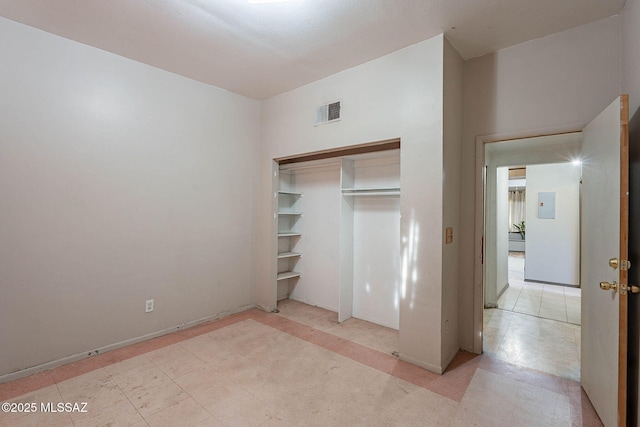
[581,95,629,427]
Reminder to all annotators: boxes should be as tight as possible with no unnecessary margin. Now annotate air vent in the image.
[315,101,341,125]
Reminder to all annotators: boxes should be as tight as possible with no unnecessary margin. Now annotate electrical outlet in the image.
[145,299,154,313]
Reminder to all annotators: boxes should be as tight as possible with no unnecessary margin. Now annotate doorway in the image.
[479,133,583,381]
[473,96,631,425]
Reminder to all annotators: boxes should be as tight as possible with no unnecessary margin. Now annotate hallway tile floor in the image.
[1,301,599,426]
[497,253,581,325]
[483,308,581,382]
[486,253,581,382]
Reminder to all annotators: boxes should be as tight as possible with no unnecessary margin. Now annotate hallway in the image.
[483,253,581,381]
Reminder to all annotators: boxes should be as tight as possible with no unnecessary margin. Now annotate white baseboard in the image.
[399,353,444,374]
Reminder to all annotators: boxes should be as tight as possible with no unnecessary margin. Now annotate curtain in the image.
[508,190,526,232]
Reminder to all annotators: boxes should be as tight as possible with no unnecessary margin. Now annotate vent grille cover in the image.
[315,101,341,125]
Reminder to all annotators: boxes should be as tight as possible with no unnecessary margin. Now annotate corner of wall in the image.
[442,37,464,367]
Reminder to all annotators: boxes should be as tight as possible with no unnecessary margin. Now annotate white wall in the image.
[0,17,260,378]
[258,35,452,372]
[483,165,510,307]
[352,155,401,330]
[525,163,581,286]
[460,16,621,351]
[496,167,510,295]
[353,196,401,329]
[441,38,464,366]
[285,165,341,311]
[623,0,640,119]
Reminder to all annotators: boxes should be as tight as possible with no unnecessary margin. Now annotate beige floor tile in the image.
[498,287,520,307]
[509,381,572,426]
[513,301,541,316]
[565,294,581,304]
[496,350,539,368]
[536,360,580,382]
[389,388,459,426]
[539,307,568,322]
[277,382,375,426]
[540,298,566,310]
[0,297,596,427]
[325,320,399,355]
[6,383,63,406]
[564,286,582,297]
[485,254,582,381]
[456,370,519,421]
[222,360,275,391]
[111,365,171,396]
[485,312,513,328]
[567,310,581,325]
[450,406,515,427]
[61,382,131,425]
[146,343,187,364]
[190,379,248,415]
[183,340,238,366]
[508,256,581,325]
[124,376,188,417]
[145,397,210,427]
[173,365,228,397]
[540,320,577,340]
[1,385,74,427]
[332,375,424,426]
[55,372,136,425]
[258,415,298,427]
[55,368,113,400]
[211,392,279,427]
[372,333,400,355]
[148,343,206,372]
[565,302,581,314]
[3,416,74,427]
[542,284,565,295]
[103,354,155,377]
[72,396,144,427]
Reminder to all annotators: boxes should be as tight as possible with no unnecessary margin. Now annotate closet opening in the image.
[273,139,401,331]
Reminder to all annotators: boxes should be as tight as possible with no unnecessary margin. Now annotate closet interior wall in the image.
[278,163,341,311]
[276,150,400,329]
[342,153,401,329]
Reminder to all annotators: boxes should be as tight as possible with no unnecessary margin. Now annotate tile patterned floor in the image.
[485,253,581,382]
[0,301,600,426]
[498,253,581,325]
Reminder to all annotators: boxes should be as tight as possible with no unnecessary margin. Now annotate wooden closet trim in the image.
[276,138,400,165]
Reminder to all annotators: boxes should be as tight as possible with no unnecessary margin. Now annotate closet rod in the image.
[279,162,341,172]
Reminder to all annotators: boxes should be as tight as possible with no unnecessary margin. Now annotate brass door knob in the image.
[600,281,618,292]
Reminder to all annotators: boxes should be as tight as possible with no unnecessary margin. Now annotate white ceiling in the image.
[0,0,625,100]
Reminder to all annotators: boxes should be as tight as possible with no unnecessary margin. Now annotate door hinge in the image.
[621,260,631,271]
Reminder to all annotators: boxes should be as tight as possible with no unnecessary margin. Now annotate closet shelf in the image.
[278,231,302,237]
[341,187,400,197]
[278,191,303,197]
[277,252,302,259]
[277,271,301,281]
[278,212,303,216]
